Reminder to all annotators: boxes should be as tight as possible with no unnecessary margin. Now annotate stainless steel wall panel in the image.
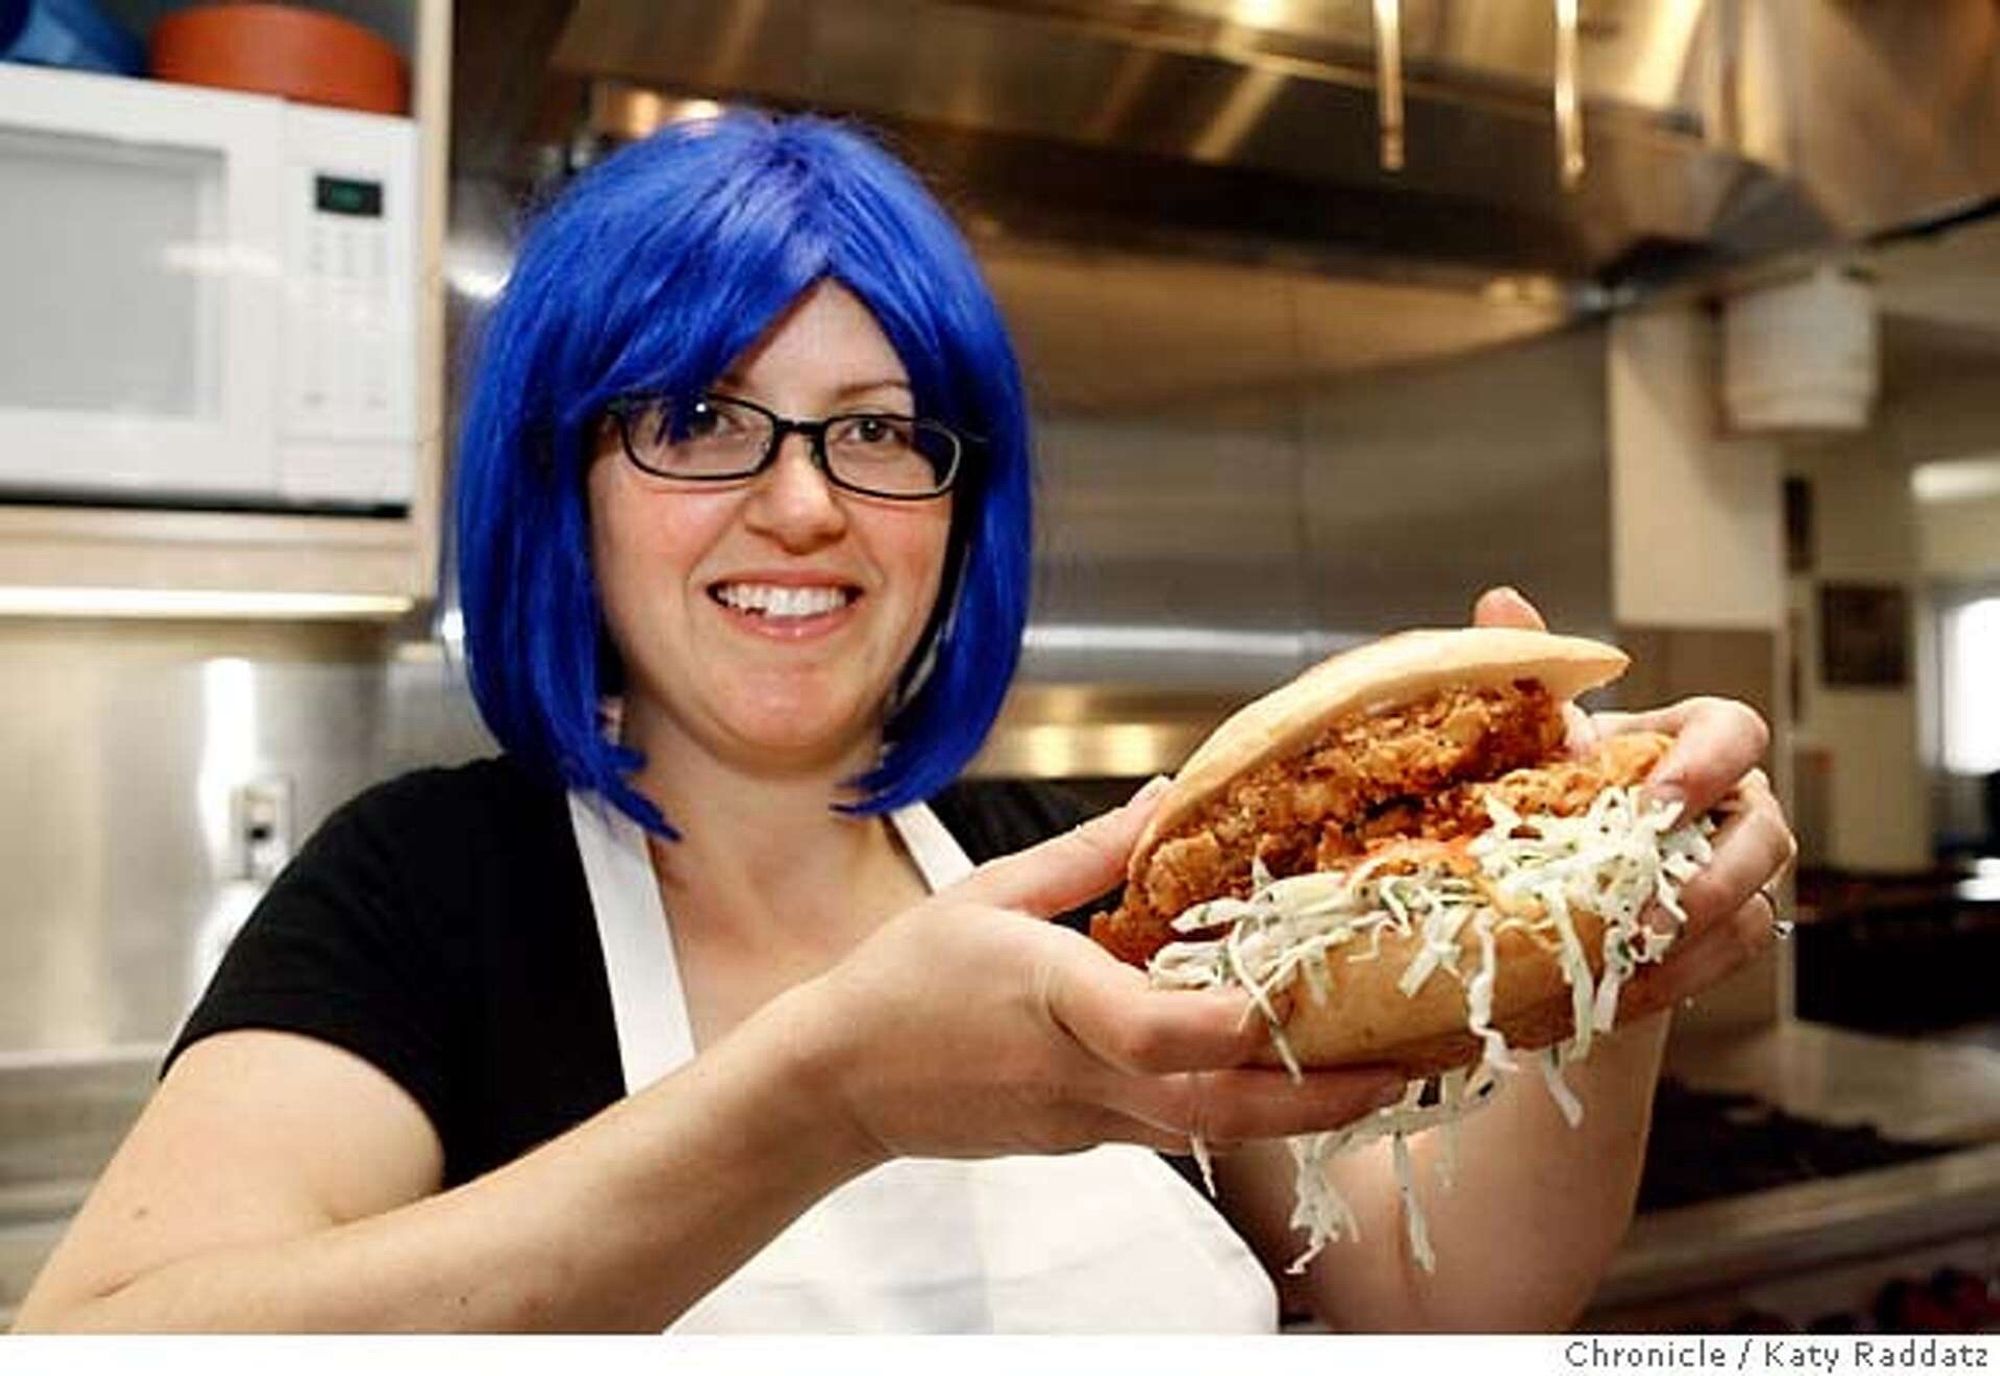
[996,247,1314,691]
[1298,323,1613,644]
[1027,411,1311,690]
[378,649,497,778]
[986,242,1599,692]
[0,626,399,1056]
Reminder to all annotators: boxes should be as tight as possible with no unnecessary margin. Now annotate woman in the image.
[15,112,1794,1333]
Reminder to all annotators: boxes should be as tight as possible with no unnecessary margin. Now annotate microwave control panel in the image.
[280,106,417,504]
[297,172,397,425]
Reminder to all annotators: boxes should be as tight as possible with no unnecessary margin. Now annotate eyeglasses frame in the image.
[605,391,967,501]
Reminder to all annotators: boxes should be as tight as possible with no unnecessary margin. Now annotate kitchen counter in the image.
[1584,1019,2000,1329]
[0,1049,154,1329]
[1589,1142,2000,1329]
[1662,1019,2000,1149]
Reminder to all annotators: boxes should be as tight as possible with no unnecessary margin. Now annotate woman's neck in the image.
[617,705,915,953]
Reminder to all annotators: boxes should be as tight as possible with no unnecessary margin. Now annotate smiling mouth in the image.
[708,582,862,622]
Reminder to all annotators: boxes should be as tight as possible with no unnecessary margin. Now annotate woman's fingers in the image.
[1593,696,1773,819]
[1465,595,1774,822]
[1616,779,1796,1017]
[1037,939,1272,1075]
[1630,772,1788,946]
[1670,774,1795,929]
[1619,894,1777,1024]
[956,778,1166,919]
[1471,585,1548,631]
[1035,936,1403,1145]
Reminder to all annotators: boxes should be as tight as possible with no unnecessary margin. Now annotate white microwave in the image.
[0,62,418,512]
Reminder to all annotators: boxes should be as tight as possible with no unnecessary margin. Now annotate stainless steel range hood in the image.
[433,0,2000,781]
[550,0,2000,292]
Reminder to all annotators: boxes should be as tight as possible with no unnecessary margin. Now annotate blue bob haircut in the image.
[455,111,1032,835]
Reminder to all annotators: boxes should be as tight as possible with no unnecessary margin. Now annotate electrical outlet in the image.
[234,776,295,883]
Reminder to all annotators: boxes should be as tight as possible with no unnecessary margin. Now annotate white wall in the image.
[1608,308,1785,628]
[1919,484,2000,583]
[1604,302,1956,873]
[1783,433,1933,871]
[1780,334,2000,867]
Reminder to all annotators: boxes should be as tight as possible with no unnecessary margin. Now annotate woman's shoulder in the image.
[323,754,568,854]
[283,754,580,919]
[342,752,558,816]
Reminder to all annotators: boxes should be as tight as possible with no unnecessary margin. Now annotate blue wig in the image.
[455,112,1032,835]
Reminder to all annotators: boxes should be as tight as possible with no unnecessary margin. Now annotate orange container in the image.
[149,3,407,116]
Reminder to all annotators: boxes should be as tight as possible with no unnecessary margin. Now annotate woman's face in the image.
[588,281,954,777]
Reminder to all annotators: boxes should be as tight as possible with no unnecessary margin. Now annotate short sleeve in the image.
[166,773,462,1144]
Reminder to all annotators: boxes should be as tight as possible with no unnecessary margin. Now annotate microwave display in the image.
[315,174,382,218]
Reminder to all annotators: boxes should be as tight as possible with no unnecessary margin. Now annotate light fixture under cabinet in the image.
[0,587,415,619]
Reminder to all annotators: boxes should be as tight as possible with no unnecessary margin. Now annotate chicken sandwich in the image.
[1090,627,1715,1269]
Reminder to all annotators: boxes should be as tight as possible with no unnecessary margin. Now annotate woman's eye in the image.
[680,402,723,439]
[839,416,907,448]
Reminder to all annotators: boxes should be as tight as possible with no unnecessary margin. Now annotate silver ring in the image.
[1761,884,1794,940]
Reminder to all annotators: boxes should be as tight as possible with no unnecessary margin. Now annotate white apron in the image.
[567,793,1278,1334]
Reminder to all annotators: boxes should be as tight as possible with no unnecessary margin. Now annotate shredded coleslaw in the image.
[1149,783,1713,1273]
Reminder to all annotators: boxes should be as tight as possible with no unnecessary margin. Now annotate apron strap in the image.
[568,792,694,1094]
[886,802,975,891]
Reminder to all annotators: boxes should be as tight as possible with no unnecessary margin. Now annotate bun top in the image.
[1132,627,1630,863]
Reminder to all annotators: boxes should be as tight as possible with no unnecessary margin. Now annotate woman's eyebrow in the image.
[832,378,914,402]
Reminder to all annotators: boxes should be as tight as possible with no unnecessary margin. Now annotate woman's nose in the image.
[740,433,848,549]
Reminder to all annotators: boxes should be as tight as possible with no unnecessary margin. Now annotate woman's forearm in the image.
[21,988,881,1333]
[1212,1012,1671,1332]
[1321,1012,1670,1331]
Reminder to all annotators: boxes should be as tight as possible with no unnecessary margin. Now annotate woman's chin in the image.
[619,676,891,780]
[713,708,881,776]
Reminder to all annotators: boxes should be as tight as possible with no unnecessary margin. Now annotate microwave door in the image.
[0,65,281,505]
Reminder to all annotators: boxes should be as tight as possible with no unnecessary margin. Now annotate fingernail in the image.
[1131,774,1172,805]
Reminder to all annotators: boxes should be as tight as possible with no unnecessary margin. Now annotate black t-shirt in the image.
[168,757,1112,1188]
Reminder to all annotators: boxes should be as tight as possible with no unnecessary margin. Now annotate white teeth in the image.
[713,583,852,619]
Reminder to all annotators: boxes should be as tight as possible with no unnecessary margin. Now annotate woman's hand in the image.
[1471,586,1799,1019]
[784,788,1404,1167]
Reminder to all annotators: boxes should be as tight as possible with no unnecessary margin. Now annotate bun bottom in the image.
[1251,909,1618,1079]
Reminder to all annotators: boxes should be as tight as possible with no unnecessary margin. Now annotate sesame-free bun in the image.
[1254,895,1616,1076]
[1133,627,1628,864]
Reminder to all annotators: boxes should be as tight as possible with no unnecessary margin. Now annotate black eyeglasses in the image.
[605,392,965,500]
